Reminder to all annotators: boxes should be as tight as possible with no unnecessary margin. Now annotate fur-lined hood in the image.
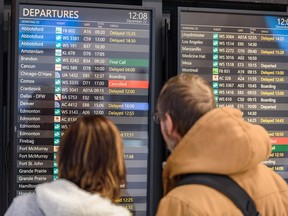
[5,179,130,216]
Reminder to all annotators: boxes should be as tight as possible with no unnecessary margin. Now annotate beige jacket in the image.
[156,107,288,216]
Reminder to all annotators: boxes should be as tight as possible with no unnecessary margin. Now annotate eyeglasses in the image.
[153,112,161,124]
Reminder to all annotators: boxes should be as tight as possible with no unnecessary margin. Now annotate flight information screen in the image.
[177,8,288,183]
[13,1,152,215]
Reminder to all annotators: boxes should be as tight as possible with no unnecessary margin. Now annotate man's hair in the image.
[57,115,126,200]
[157,73,216,136]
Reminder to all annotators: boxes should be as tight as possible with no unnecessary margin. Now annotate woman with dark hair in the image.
[5,115,130,216]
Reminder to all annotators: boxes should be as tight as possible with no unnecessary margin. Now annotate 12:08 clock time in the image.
[127,11,148,23]
[277,17,288,26]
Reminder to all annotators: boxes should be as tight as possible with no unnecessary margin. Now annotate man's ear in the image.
[163,113,182,141]
[163,112,174,136]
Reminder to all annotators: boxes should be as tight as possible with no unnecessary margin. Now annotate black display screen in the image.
[13,1,153,215]
[177,8,288,183]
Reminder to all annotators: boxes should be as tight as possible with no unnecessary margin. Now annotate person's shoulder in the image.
[259,164,288,190]
[156,192,197,216]
[5,193,44,216]
[157,185,244,216]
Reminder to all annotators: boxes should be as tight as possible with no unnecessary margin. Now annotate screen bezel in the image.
[11,1,156,215]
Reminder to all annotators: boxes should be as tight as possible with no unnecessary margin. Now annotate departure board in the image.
[177,8,288,183]
[13,1,153,215]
